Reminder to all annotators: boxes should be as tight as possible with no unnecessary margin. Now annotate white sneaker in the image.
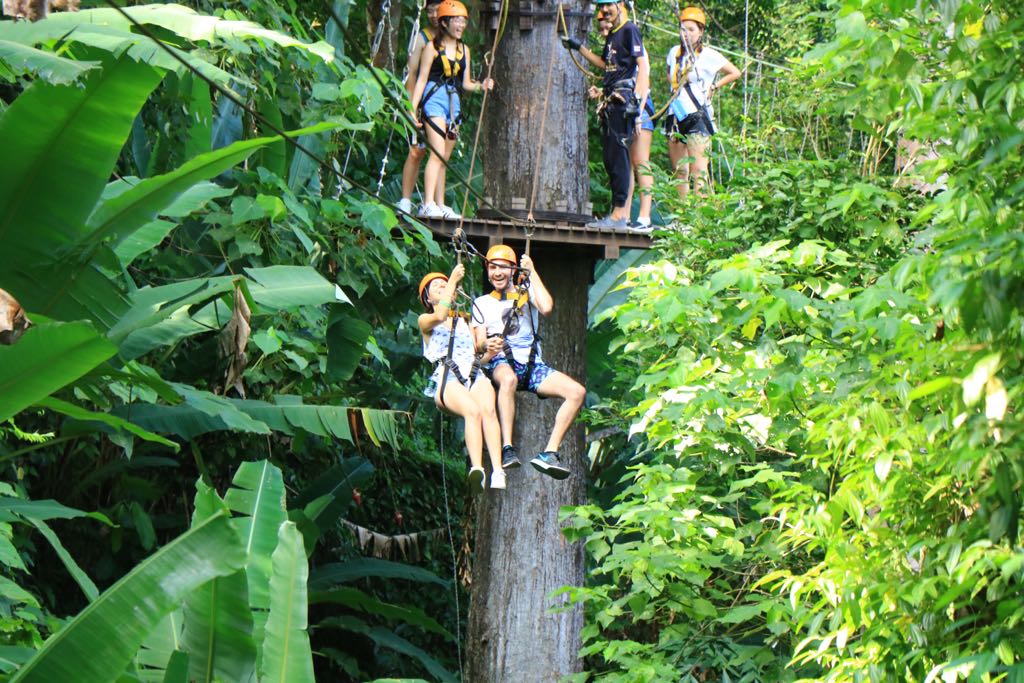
[440,204,461,220]
[490,469,506,490]
[397,198,413,214]
[417,202,443,219]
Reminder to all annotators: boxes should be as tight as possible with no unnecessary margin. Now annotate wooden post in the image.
[466,1,593,678]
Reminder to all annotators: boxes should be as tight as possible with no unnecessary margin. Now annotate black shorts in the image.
[664,111,714,139]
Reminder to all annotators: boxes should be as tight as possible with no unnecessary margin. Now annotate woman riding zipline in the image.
[419,265,506,490]
[410,0,495,220]
[663,6,741,200]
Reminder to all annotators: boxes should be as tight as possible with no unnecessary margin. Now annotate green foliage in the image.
[573,1,1024,681]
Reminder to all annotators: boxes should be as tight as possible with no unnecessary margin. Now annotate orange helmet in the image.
[436,0,468,21]
[418,272,448,308]
[679,6,706,27]
[486,244,516,265]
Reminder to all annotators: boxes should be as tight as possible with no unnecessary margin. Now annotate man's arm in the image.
[404,33,426,95]
[520,254,553,315]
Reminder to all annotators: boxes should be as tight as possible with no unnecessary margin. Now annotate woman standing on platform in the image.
[410,0,495,220]
[663,6,741,200]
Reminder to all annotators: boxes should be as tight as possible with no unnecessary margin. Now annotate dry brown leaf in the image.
[0,288,31,346]
[219,285,251,397]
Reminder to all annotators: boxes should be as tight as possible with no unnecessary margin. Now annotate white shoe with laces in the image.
[440,204,462,220]
[397,198,413,214]
[418,202,443,219]
[490,469,506,490]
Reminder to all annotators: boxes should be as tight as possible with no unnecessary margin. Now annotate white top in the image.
[473,287,542,365]
[422,317,478,390]
[666,45,728,118]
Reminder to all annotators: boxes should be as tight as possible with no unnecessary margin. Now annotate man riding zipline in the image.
[473,245,586,480]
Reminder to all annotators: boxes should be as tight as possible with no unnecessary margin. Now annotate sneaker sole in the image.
[530,459,571,480]
[502,459,522,470]
[468,469,485,489]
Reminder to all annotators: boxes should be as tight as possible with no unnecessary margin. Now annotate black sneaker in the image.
[530,451,571,480]
[501,445,521,470]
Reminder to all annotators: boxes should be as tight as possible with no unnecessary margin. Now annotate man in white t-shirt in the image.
[473,244,586,480]
[662,6,741,199]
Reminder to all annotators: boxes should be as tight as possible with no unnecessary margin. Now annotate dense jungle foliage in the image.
[0,0,1020,681]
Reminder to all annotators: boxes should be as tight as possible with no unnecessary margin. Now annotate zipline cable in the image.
[437,413,465,681]
[526,5,561,229]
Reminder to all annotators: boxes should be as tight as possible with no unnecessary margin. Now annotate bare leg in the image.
[423,119,448,205]
[436,381,484,469]
[668,137,691,201]
[632,129,654,220]
[491,363,518,448]
[688,135,712,197]
[471,378,502,472]
[434,137,456,207]
[401,145,427,201]
[535,371,586,453]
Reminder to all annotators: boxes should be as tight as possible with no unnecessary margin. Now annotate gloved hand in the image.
[561,34,582,51]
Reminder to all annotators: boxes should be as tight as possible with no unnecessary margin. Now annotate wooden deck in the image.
[411,215,652,259]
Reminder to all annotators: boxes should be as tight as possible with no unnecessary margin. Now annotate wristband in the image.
[438,298,451,308]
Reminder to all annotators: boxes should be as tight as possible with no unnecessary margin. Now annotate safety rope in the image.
[437,413,465,681]
[454,0,509,238]
[557,4,599,82]
[525,8,561,228]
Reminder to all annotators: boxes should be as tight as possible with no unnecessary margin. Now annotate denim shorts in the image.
[485,356,556,394]
[422,83,461,126]
[639,95,656,132]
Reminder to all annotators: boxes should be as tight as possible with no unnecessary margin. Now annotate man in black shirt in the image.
[562,0,650,229]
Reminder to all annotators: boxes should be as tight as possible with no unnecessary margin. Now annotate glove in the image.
[561,35,582,51]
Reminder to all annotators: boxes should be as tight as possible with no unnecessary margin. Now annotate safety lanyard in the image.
[439,41,464,80]
[670,44,701,90]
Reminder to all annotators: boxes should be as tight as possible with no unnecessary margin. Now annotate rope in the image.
[557,4,600,82]
[437,413,465,681]
[342,0,393,178]
[454,0,509,238]
[525,9,560,228]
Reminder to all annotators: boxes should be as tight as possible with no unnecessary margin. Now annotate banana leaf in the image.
[10,512,245,683]
[309,558,447,590]
[0,322,117,422]
[223,461,287,611]
[0,39,99,84]
[260,522,314,683]
[318,616,455,683]
[0,54,163,326]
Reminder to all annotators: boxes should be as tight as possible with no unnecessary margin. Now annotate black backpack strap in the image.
[437,317,459,408]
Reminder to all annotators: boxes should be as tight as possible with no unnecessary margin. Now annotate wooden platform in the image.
[412,215,652,259]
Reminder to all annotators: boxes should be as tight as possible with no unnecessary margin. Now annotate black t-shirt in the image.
[601,21,643,92]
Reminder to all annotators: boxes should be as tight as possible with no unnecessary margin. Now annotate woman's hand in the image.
[450,263,465,284]
[480,78,495,91]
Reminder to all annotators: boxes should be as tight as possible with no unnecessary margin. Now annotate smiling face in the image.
[597,3,620,26]
[427,3,439,26]
[487,259,515,292]
[443,16,467,39]
[681,20,704,47]
[425,277,448,308]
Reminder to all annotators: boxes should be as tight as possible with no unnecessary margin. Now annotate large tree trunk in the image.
[466,249,590,682]
[479,1,591,216]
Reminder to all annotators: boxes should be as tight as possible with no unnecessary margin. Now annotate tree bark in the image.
[465,248,591,681]
[479,2,591,215]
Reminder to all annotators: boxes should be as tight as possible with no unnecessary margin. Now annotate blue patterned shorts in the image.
[485,356,556,394]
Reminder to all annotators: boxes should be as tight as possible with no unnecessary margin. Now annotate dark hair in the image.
[433,18,464,52]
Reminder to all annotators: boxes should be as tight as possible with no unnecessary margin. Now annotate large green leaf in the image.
[0,497,108,524]
[308,558,447,590]
[27,518,98,602]
[181,482,257,683]
[310,586,450,637]
[10,512,245,683]
[39,396,178,450]
[0,322,117,422]
[318,616,455,683]
[0,39,99,84]
[42,5,335,63]
[224,461,287,611]
[135,611,184,682]
[244,265,341,310]
[326,310,372,382]
[0,54,163,325]
[83,128,337,251]
[260,522,314,683]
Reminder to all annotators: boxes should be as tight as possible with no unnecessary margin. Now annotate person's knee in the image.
[410,146,427,162]
[567,381,586,406]
[497,371,517,392]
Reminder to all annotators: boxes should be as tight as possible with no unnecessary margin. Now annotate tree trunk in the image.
[465,249,591,681]
[479,2,591,215]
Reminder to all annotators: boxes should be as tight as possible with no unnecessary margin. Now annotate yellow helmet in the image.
[436,0,468,21]
[679,6,707,27]
[418,272,448,309]
[485,244,516,265]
